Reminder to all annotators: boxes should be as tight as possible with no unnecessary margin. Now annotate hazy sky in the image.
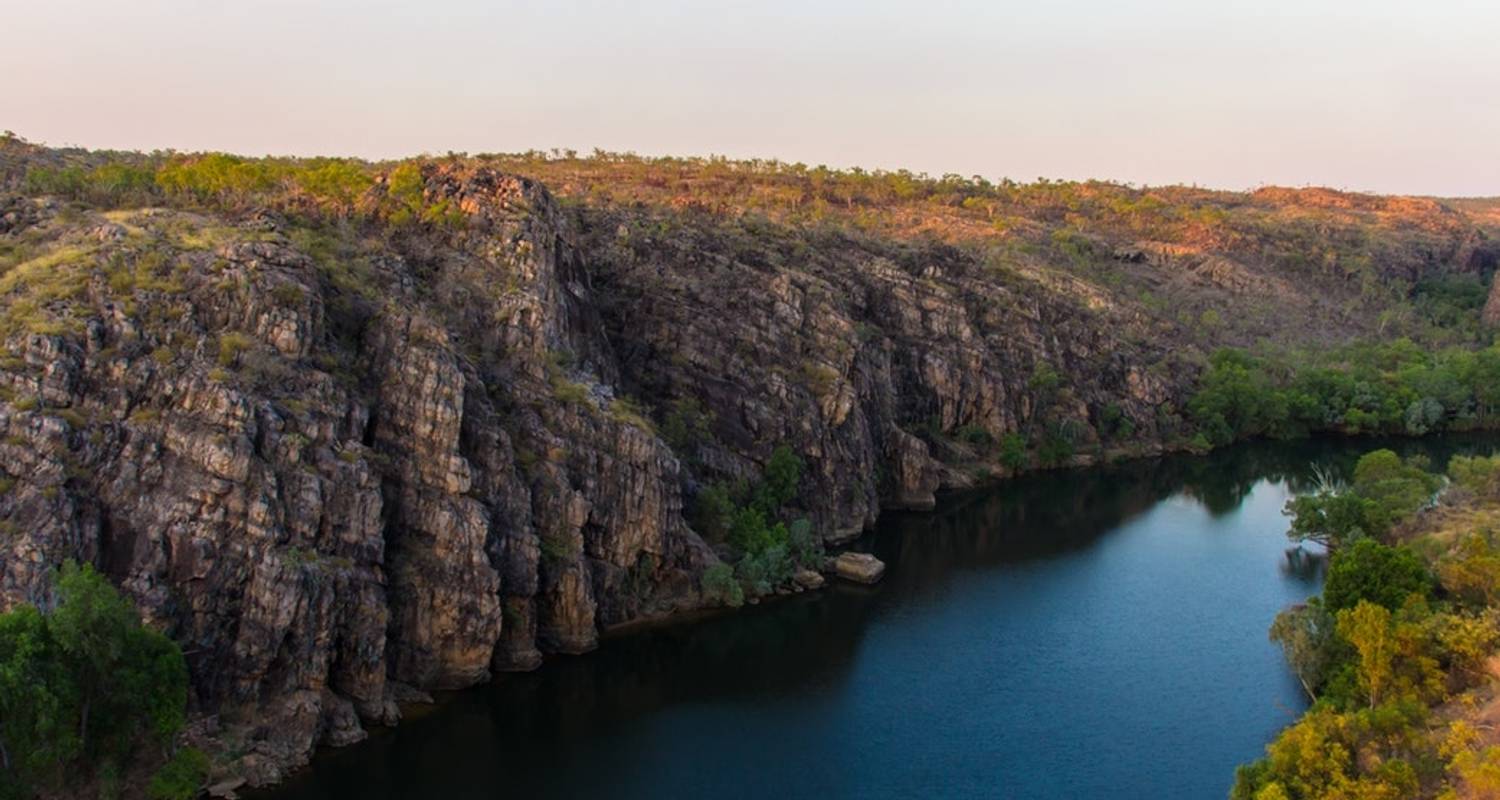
[5,0,1498,195]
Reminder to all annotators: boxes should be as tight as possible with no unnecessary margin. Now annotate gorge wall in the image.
[0,152,1496,785]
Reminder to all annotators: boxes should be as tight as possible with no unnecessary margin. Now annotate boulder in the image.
[793,569,826,590]
[207,777,247,799]
[833,552,886,584]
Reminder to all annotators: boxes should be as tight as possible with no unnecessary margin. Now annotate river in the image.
[258,435,1498,800]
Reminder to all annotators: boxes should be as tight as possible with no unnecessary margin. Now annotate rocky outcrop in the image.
[0,156,1489,787]
[579,212,1186,540]
[0,169,716,784]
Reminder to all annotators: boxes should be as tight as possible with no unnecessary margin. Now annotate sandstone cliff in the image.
[0,143,1495,786]
[0,170,719,783]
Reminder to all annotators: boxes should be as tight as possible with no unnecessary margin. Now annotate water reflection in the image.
[1281,546,1328,582]
[258,434,1498,800]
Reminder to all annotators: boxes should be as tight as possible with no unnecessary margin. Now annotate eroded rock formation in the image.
[0,156,1494,785]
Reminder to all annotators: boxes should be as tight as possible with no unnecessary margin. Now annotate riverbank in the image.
[1233,446,1500,799]
[250,436,1499,800]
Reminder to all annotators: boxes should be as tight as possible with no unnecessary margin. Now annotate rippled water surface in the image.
[260,435,1497,800]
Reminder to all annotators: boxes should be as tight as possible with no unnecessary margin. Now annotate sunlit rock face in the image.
[0,153,1493,785]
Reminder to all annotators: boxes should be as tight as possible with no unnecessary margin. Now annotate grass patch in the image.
[607,396,656,433]
[217,332,254,367]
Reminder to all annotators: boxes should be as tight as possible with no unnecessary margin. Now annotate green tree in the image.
[0,605,76,784]
[1188,349,1283,446]
[1349,450,1441,532]
[50,562,187,757]
[1323,539,1432,613]
[0,563,192,796]
[1284,491,1374,550]
[754,445,804,513]
[384,162,427,225]
[998,432,1027,470]
[294,160,372,217]
[1269,601,1336,701]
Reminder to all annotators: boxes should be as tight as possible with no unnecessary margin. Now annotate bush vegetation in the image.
[694,445,821,600]
[1285,449,1444,550]
[16,149,467,231]
[1190,341,1500,449]
[1235,451,1500,800]
[0,562,200,799]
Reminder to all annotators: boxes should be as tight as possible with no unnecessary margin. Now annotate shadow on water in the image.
[257,433,1499,800]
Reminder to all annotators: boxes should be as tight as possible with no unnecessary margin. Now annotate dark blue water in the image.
[259,436,1496,800]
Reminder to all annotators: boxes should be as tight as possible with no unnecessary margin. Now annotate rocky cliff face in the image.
[576,213,1188,538]
[0,156,1491,786]
[0,170,717,783]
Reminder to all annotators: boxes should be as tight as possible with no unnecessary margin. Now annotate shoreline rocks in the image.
[832,552,887,584]
[793,568,826,590]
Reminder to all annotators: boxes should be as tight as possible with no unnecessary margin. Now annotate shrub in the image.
[147,747,210,800]
[1036,420,1083,467]
[728,506,786,554]
[1437,533,1500,606]
[550,375,590,406]
[955,424,993,448]
[1430,610,1500,681]
[1098,403,1135,440]
[801,362,840,397]
[701,563,743,608]
[998,432,1027,470]
[1323,539,1432,613]
[755,445,804,512]
[538,532,578,566]
[217,332,253,367]
[787,518,823,565]
[292,160,373,217]
[384,162,427,225]
[271,283,306,307]
[1448,454,1500,498]
[1028,361,1062,403]
[735,544,793,596]
[661,397,714,455]
[607,396,655,433]
[691,444,812,595]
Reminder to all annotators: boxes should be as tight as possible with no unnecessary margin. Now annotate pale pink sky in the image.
[5,0,1498,196]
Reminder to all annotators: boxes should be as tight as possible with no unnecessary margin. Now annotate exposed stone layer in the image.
[0,161,1494,785]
